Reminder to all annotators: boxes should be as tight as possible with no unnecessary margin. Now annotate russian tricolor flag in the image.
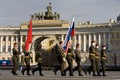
[63,17,75,53]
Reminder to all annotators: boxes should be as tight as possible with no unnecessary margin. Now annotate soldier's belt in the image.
[95,56,100,58]
[38,58,42,60]
[68,53,72,55]
[90,53,95,56]
[25,56,29,58]
[101,57,106,59]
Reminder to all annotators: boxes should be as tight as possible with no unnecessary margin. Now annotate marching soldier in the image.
[100,45,107,76]
[65,48,74,76]
[95,44,101,76]
[11,43,20,75]
[88,40,96,76]
[21,51,33,75]
[73,44,83,76]
[32,47,44,76]
[53,41,66,76]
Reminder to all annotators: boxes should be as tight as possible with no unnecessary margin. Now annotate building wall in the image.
[0,21,120,66]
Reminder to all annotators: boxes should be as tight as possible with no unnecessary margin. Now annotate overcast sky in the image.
[0,0,120,26]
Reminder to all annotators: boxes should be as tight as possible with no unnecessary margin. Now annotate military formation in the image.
[10,40,107,77]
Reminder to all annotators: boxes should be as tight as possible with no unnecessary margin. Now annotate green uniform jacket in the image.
[89,45,95,59]
[66,53,74,63]
[13,48,20,59]
[101,49,107,62]
[74,49,81,62]
[35,52,42,63]
[57,45,65,63]
[95,48,100,60]
[24,51,32,65]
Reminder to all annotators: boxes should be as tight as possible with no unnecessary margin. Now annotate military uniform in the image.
[11,48,20,75]
[21,51,32,75]
[95,47,100,76]
[65,48,74,76]
[73,49,83,76]
[32,52,44,76]
[89,45,96,76]
[54,45,65,76]
[101,48,107,76]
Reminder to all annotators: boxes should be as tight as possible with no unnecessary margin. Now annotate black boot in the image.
[32,71,34,75]
[83,68,87,76]
[21,70,24,75]
[40,73,44,76]
[53,69,57,75]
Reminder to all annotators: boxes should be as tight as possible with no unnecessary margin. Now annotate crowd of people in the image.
[10,40,107,77]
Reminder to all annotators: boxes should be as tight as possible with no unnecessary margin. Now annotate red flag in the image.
[25,19,32,51]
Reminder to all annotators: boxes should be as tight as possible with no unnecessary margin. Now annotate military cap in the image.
[91,40,95,43]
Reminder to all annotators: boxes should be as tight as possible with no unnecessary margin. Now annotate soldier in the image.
[32,47,44,76]
[11,43,20,75]
[21,51,33,75]
[53,41,66,76]
[88,40,96,76]
[95,44,101,76]
[73,44,83,76]
[100,45,107,76]
[65,48,74,76]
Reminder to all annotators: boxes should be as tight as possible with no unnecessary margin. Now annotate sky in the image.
[0,0,120,26]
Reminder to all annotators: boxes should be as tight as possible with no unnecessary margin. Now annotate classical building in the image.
[0,3,120,66]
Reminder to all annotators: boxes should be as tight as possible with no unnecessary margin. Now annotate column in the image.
[16,36,18,43]
[11,36,14,53]
[5,36,8,52]
[93,33,96,42]
[0,36,3,52]
[103,33,106,45]
[98,33,101,50]
[61,35,64,41]
[78,34,81,50]
[108,33,111,51]
[88,34,91,47]
[73,35,76,49]
[98,33,101,46]
[78,34,81,44]
[20,36,23,52]
[83,34,86,52]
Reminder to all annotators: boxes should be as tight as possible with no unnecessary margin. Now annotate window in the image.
[8,46,11,52]
[116,43,119,48]
[3,46,5,52]
[101,34,103,38]
[106,33,109,39]
[8,57,10,60]
[3,36,5,41]
[8,36,11,41]
[116,33,119,38]
[111,33,114,38]
[91,34,94,40]
[2,57,5,60]
[96,34,99,39]
[14,36,16,41]
[86,34,89,40]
